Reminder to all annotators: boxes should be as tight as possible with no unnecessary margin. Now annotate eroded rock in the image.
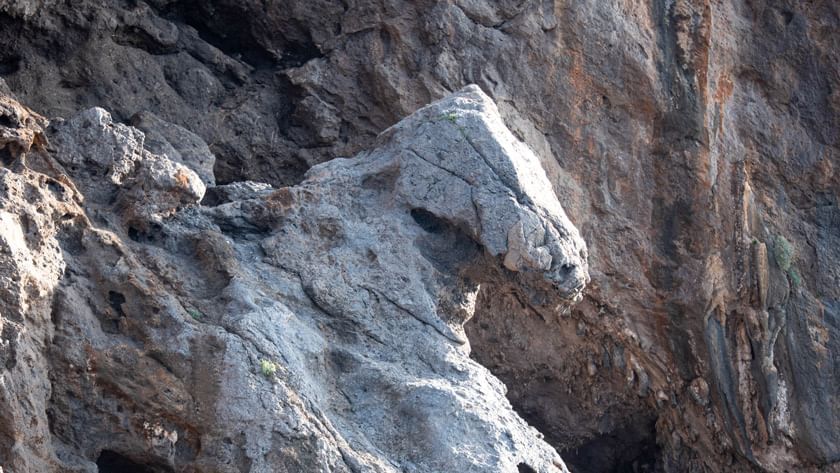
[0,88,584,472]
[0,0,838,471]
[130,111,216,187]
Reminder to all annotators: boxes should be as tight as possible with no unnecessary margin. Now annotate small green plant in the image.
[772,235,803,288]
[773,235,794,271]
[259,359,278,378]
[788,268,801,288]
[187,308,204,321]
[437,111,458,123]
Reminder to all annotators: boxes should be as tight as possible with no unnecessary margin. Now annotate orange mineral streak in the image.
[693,2,712,96]
[715,74,734,104]
[174,168,192,188]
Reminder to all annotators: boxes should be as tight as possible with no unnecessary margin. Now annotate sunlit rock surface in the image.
[0,87,583,472]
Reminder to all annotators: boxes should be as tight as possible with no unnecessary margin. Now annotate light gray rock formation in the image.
[0,87,585,472]
[130,111,216,187]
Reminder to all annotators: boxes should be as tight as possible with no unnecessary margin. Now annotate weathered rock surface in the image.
[1,0,838,472]
[0,87,585,472]
[129,111,216,187]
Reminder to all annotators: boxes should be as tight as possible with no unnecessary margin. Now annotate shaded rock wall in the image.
[0,0,838,472]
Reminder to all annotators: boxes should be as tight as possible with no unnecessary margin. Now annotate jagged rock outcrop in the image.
[1,0,838,472]
[0,87,587,472]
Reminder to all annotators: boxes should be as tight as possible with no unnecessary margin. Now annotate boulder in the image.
[0,88,584,472]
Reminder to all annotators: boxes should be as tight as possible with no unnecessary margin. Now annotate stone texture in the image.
[0,0,838,472]
[130,111,216,187]
[0,94,47,159]
[0,88,583,472]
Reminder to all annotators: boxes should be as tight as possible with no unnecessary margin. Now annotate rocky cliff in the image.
[0,1,838,472]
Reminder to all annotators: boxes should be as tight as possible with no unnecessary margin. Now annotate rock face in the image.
[1,0,839,472]
[0,87,585,472]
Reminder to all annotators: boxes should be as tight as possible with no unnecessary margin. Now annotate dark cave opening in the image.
[560,416,662,473]
[464,291,664,473]
[96,450,172,473]
[0,147,15,166]
[158,1,322,70]
[0,33,22,75]
[160,2,275,68]
[0,112,15,128]
[410,208,446,234]
[518,462,538,473]
[107,290,127,317]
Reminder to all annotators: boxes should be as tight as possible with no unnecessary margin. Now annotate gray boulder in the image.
[130,111,216,187]
[0,87,585,472]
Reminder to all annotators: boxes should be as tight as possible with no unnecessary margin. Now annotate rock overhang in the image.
[305,84,591,303]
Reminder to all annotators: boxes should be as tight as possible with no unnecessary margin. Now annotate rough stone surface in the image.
[1,1,838,472]
[0,94,47,159]
[0,88,582,472]
[130,111,216,187]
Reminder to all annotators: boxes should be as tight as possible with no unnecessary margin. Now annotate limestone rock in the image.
[0,88,580,472]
